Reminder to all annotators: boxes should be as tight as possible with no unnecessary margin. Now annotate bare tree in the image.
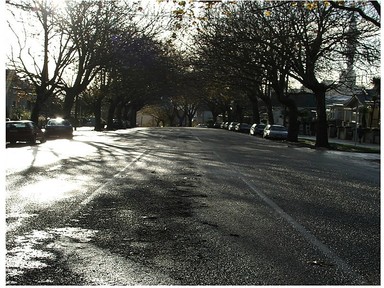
[7,0,74,123]
[190,0,379,146]
[58,0,150,119]
[280,2,379,147]
[192,3,284,132]
[329,0,380,27]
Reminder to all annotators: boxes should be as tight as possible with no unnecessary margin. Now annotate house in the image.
[270,90,317,135]
[271,85,380,143]
[6,69,33,120]
[328,88,380,143]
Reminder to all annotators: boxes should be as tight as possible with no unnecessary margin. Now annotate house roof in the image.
[344,89,378,108]
[288,91,317,108]
[271,87,378,109]
[271,91,317,108]
[344,96,361,108]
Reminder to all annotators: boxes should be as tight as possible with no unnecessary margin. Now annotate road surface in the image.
[5,127,380,285]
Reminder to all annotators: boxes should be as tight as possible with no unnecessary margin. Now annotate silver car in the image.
[228,122,239,131]
[263,124,288,139]
[250,123,266,136]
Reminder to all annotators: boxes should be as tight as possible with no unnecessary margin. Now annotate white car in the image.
[263,124,288,139]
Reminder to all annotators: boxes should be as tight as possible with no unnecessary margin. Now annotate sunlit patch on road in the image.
[18,178,79,204]
[6,227,98,284]
[6,213,39,232]
[44,139,98,158]
[6,139,99,174]
[50,227,99,243]
[7,230,56,279]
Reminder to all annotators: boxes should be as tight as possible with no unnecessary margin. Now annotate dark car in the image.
[250,123,266,136]
[213,122,222,129]
[263,124,288,139]
[235,123,251,133]
[6,120,46,144]
[45,118,73,139]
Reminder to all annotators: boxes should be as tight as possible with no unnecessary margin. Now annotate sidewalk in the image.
[299,135,380,152]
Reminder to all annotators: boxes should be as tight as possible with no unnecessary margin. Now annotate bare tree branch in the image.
[329,0,380,27]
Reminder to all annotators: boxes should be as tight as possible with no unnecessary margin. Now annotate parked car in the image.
[250,123,266,136]
[84,117,106,128]
[44,118,73,139]
[6,120,46,144]
[196,123,208,128]
[228,122,239,131]
[213,122,222,128]
[263,124,288,139]
[221,122,229,129]
[235,123,251,133]
[112,119,130,129]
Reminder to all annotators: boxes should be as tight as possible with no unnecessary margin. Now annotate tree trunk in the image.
[286,104,299,142]
[261,97,274,125]
[107,99,118,130]
[94,97,103,131]
[174,108,186,127]
[212,114,218,124]
[276,92,299,142]
[116,104,123,127]
[63,88,77,119]
[166,110,175,126]
[313,88,329,147]
[226,108,232,122]
[250,97,260,124]
[129,108,137,128]
[187,114,193,127]
[30,98,42,123]
[369,99,377,128]
[31,88,49,123]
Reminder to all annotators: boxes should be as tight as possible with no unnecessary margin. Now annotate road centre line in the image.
[211,151,367,285]
[79,150,149,207]
[195,136,203,143]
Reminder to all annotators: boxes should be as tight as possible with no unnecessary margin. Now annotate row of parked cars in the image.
[219,121,288,140]
[6,118,73,145]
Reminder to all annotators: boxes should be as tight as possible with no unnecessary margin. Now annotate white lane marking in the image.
[211,151,367,284]
[242,180,367,284]
[195,136,203,143]
[80,150,148,207]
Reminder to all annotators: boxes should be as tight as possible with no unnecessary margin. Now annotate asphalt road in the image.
[5,127,380,285]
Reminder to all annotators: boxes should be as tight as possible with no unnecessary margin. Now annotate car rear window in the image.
[272,126,287,131]
[47,119,71,126]
[6,123,29,129]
